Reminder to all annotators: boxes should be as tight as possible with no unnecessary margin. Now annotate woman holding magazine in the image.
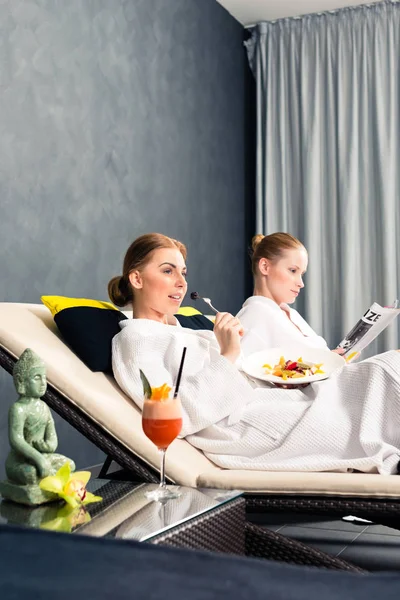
[236,232,344,357]
[110,232,400,475]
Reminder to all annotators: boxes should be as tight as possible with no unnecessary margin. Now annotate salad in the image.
[262,356,325,381]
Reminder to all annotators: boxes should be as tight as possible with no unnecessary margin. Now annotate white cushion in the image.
[197,468,400,498]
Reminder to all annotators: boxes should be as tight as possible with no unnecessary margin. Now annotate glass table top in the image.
[0,479,242,540]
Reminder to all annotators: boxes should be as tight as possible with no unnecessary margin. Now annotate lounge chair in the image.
[1,302,400,537]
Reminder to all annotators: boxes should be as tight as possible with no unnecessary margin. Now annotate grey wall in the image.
[0,0,254,475]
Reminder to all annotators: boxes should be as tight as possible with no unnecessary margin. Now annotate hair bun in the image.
[108,275,131,307]
[251,234,264,253]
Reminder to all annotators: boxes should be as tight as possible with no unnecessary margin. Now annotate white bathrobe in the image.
[112,319,400,475]
[237,296,329,355]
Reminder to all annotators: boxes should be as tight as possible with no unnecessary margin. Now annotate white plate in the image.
[242,346,345,386]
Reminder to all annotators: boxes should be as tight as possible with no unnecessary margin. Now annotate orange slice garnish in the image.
[151,383,172,401]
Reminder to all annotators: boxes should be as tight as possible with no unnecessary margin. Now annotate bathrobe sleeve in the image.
[112,320,254,437]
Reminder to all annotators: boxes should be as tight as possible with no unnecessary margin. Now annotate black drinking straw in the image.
[173,347,187,398]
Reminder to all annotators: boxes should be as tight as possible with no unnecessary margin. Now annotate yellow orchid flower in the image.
[39,462,102,509]
[150,383,172,401]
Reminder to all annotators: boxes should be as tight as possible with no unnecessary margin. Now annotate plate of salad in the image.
[242,346,345,386]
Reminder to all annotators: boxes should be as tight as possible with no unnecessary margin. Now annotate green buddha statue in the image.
[0,349,75,505]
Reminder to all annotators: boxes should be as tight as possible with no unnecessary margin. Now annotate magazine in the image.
[336,301,400,360]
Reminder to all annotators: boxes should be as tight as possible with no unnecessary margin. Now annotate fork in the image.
[190,292,219,314]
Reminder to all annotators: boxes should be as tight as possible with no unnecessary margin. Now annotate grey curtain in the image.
[245,0,400,356]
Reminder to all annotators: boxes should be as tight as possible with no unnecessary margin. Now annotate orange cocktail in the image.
[142,399,182,450]
[142,389,183,501]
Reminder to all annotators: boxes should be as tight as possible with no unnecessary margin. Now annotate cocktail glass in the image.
[142,392,182,501]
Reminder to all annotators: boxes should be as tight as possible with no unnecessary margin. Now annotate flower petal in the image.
[55,461,73,486]
[59,493,79,509]
[69,471,91,486]
[82,492,103,505]
[39,475,64,494]
[57,504,77,518]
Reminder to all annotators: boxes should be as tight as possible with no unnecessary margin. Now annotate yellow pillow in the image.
[176,306,202,316]
[41,295,117,318]
[41,295,201,318]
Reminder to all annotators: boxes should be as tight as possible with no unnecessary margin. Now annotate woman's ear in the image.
[129,270,143,290]
[258,258,270,276]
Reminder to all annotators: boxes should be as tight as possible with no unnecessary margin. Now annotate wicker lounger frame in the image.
[2,345,400,537]
[151,498,365,573]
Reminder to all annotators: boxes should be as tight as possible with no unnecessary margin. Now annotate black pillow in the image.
[54,308,214,374]
[54,307,128,374]
[175,314,214,331]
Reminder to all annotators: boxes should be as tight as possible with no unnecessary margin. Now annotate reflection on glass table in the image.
[0,478,132,534]
[77,483,242,541]
[0,480,242,540]
[115,485,241,541]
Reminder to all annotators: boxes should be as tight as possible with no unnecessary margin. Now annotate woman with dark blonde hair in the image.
[108,233,189,324]
[110,232,400,475]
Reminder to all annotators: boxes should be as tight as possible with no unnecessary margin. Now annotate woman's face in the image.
[129,247,187,320]
[260,247,308,305]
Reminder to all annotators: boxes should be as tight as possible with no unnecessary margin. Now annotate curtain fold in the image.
[245,1,400,356]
